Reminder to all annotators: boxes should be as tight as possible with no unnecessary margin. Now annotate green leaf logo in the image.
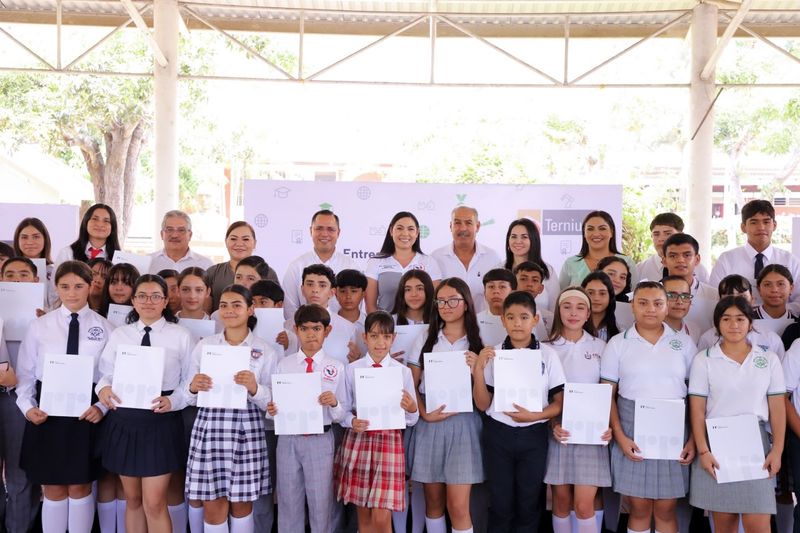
[319,202,333,210]
[456,194,467,205]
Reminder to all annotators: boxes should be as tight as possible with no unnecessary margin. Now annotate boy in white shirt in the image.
[637,213,710,283]
[335,269,368,356]
[662,233,718,334]
[513,262,553,339]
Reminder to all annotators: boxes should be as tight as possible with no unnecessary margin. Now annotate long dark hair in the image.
[376,211,423,258]
[503,218,549,279]
[219,284,258,331]
[70,204,121,263]
[99,263,140,317]
[126,274,179,324]
[391,269,435,325]
[419,278,483,369]
[581,271,620,338]
[597,255,632,303]
[578,210,619,258]
[13,217,53,263]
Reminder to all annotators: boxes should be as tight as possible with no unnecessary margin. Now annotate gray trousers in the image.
[253,430,277,532]
[0,390,40,533]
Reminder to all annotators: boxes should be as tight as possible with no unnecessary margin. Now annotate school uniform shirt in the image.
[148,248,213,274]
[54,243,108,268]
[475,309,546,345]
[671,321,701,345]
[636,253,710,284]
[709,242,800,306]
[282,311,359,366]
[281,250,356,320]
[546,332,606,384]
[206,262,279,311]
[365,253,441,312]
[271,350,347,425]
[600,324,696,401]
[483,341,566,427]
[345,311,368,356]
[183,331,277,410]
[752,306,799,337]
[96,317,194,411]
[16,304,113,416]
[691,343,784,423]
[391,315,425,326]
[406,329,471,396]
[496,261,560,313]
[340,354,418,428]
[684,279,719,335]
[431,242,501,314]
[558,254,638,290]
[697,327,785,360]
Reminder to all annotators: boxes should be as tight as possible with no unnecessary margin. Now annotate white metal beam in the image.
[700,0,753,81]
[119,0,168,67]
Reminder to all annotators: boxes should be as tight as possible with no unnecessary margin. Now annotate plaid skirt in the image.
[185,403,270,502]
[410,411,484,485]
[610,397,689,499]
[334,428,406,511]
[544,434,612,487]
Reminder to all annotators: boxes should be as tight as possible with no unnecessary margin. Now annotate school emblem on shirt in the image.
[87,327,105,341]
[584,351,600,360]
[250,348,263,359]
[323,364,338,381]
[753,355,768,369]
[669,339,683,351]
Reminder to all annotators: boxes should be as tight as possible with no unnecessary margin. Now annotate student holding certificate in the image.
[600,281,697,533]
[406,278,485,533]
[16,261,113,533]
[97,274,194,533]
[184,285,277,533]
[545,287,611,533]
[335,311,418,533]
[689,296,786,530]
[470,290,565,532]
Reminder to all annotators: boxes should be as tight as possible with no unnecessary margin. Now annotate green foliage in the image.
[621,184,681,263]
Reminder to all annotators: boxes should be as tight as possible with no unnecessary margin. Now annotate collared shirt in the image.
[16,304,113,416]
[431,242,502,314]
[476,310,548,347]
[206,261,279,311]
[684,278,719,335]
[282,311,359,365]
[495,261,560,312]
[710,242,800,305]
[148,248,213,274]
[340,353,419,428]
[272,350,346,424]
[183,331,277,411]
[752,306,798,338]
[54,243,108,267]
[558,254,639,290]
[691,344,784,422]
[282,250,356,320]
[697,327,785,360]
[365,253,441,312]
[97,317,194,411]
[545,331,606,384]
[484,342,566,427]
[636,253,710,284]
[600,324,696,401]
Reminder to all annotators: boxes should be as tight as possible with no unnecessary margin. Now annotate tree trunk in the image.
[121,120,145,244]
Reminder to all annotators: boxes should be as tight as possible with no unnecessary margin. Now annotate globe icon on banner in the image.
[254,214,269,228]
[420,225,430,239]
[356,186,372,200]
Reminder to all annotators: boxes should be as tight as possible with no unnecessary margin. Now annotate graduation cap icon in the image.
[274,187,291,199]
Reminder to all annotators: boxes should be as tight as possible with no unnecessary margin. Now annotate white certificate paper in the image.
[355,366,405,430]
[272,372,324,435]
[423,351,472,413]
[40,354,94,417]
[0,281,45,341]
[180,318,215,340]
[493,349,543,413]
[390,325,427,362]
[198,345,251,409]
[111,345,165,409]
[254,308,286,352]
[634,398,685,460]
[477,313,506,347]
[561,383,613,445]
[112,251,152,275]
[707,414,768,484]
[107,304,133,327]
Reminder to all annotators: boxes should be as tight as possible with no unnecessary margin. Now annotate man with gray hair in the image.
[149,210,213,273]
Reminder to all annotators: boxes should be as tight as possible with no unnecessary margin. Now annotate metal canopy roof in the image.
[1,0,799,37]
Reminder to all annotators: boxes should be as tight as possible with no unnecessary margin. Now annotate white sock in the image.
[229,513,253,533]
[204,521,229,533]
[777,503,794,533]
[189,504,205,533]
[392,508,408,533]
[578,516,598,533]
[68,494,96,533]
[628,529,649,533]
[553,514,572,533]
[452,529,473,533]
[169,502,188,533]
[425,515,447,533]
[410,482,426,533]
[97,500,116,533]
[595,510,604,532]
[117,500,127,533]
[571,511,578,532]
[42,497,69,533]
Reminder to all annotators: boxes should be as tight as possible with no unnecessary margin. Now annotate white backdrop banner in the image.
[244,180,623,278]
[1,203,79,255]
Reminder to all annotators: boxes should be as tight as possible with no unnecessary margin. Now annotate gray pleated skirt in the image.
[689,423,776,514]
[410,411,484,485]
[544,434,612,487]
[610,397,689,499]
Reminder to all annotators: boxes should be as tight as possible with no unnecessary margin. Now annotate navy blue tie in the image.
[754,253,765,280]
[66,313,79,355]
[141,326,152,347]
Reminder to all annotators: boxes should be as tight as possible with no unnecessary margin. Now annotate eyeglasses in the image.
[666,292,694,301]
[133,293,165,303]
[435,297,465,308]
[163,227,189,234]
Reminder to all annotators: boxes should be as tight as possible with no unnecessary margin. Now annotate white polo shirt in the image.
[752,306,798,338]
[272,349,346,425]
[637,253,710,284]
[545,331,606,384]
[690,344,784,423]
[697,327,785,361]
[783,338,800,416]
[148,248,213,274]
[684,279,719,335]
[365,253,441,312]
[709,242,800,305]
[281,250,356,320]
[483,342,565,427]
[600,324,696,401]
[431,242,502,314]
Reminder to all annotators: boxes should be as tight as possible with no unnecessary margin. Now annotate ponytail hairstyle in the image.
[126,274,179,324]
[419,277,483,369]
